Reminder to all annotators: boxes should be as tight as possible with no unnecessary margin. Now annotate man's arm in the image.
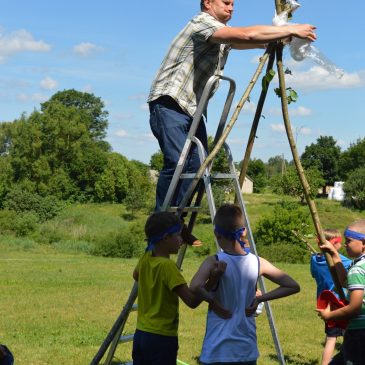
[316,289,364,321]
[210,24,316,49]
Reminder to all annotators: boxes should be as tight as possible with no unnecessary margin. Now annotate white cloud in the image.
[268,105,312,117]
[73,42,103,57]
[82,84,93,93]
[299,126,312,135]
[284,66,365,91]
[140,103,149,111]
[271,123,286,133]
[16,93,48,103]
[129,94,147,101]
[115,129,128,137]
[0,29,51,63]
[40,76,58,90]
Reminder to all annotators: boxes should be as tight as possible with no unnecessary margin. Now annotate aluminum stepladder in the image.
[90,72,285,365]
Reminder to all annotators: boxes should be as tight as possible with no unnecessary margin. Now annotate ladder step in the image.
[119,333,134,343]
[168,206,201,213]
[180,172,237,179]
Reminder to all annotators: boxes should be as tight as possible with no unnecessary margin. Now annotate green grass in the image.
[1,194,365,364]
[0,247,340,365]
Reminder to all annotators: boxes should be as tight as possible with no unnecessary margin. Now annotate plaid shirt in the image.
[148,12,231,117]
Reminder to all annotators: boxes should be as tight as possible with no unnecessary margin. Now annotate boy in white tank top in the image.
[190,204,301,364]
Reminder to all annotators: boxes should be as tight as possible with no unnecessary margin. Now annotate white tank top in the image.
[200,251,260,363]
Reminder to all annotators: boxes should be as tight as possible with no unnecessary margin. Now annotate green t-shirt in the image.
[135,251,186,336]
[347,257,365,330]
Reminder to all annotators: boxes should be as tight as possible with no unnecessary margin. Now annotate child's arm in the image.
[133,268,138,281]
[246,257,300,315]
[316,289,364,321]
[189,256,232,318]
[319,240,348,287]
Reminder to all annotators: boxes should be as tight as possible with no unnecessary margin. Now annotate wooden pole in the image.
[275,43,345,300]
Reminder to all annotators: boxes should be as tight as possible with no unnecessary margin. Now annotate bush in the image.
[92,222,145,258]
[257,243,310,264]
[343,167,365,210]
[254,201,311,249]
[3,187,64,222]
[13,212,39,237]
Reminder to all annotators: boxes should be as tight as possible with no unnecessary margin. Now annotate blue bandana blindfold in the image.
[146,224,182,251]
[344,229,365,241]
[214,225,246,248]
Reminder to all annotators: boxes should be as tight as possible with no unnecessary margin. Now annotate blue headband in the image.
[214,225,246,248]
[146,223,182,251]
[344,229,365,241]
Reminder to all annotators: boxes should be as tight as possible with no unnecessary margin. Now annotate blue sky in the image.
[1,0,364,164]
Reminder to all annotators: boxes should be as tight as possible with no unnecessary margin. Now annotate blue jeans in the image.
[0,345,14,365]
[149,96,208,211]
[132,329,178,365]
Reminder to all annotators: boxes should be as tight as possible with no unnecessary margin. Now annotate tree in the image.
[266,155,288,178]
[339,138,365,180]
[41,89,109,141]
[271,166,324,203]
[343,167,365,210]
[301,136,341,194]
[246,158,267,193]
[150,150,164,171]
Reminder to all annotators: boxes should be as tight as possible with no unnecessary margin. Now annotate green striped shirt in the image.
[148,12,230,117]
[347,257,365,329]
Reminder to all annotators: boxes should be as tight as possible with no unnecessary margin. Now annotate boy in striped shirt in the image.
[316,219,365,365]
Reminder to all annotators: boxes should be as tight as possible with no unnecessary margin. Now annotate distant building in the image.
[241,175,253,194]
[328,181,345,201]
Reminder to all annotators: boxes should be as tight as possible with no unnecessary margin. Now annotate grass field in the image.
[1,248,325,365]
[1,194,365,364]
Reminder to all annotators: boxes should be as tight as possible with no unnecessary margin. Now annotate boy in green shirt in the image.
[132,211,229,365]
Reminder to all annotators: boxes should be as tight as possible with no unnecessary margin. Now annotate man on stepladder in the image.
[148,0,316,215]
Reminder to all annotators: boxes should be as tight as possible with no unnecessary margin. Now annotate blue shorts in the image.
[325,324,344,337]
[0,345,14,365]
[132,329,178,365]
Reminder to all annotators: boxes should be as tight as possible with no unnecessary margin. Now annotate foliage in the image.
[262,69,276,92]
[246,158,267,193]
[150,150,164,171]
[3,186,64,222]
[274,86,298,104]
[92,222,145,258]
[301,136,341,192]
[257,243,309,264]
[41,89,109,141]
[338,138,365,180]
[254,201,311,248]
[266,155,288,178]
[271,166,324,202]
[343,167,365,210]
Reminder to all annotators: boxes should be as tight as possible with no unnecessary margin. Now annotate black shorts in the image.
[325,324,344,337]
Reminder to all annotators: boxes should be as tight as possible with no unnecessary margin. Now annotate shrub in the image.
[92,222,145,258]
[254,201,311,248]
[13,212,39,237]
[3,187,64,222]
[257,243,310,264]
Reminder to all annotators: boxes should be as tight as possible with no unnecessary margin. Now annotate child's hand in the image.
[316,303,331,321]
[210,260,227,280]
[245,297,260,316]
[318,240,336,255]
[209,300,232,319]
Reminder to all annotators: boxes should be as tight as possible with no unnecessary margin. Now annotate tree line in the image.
[0,89,154,228]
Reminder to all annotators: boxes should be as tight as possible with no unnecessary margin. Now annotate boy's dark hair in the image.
[145,211,181,240]
[214,204,244,232]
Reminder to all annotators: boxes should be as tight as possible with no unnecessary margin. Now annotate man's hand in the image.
[291,24,317,41]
